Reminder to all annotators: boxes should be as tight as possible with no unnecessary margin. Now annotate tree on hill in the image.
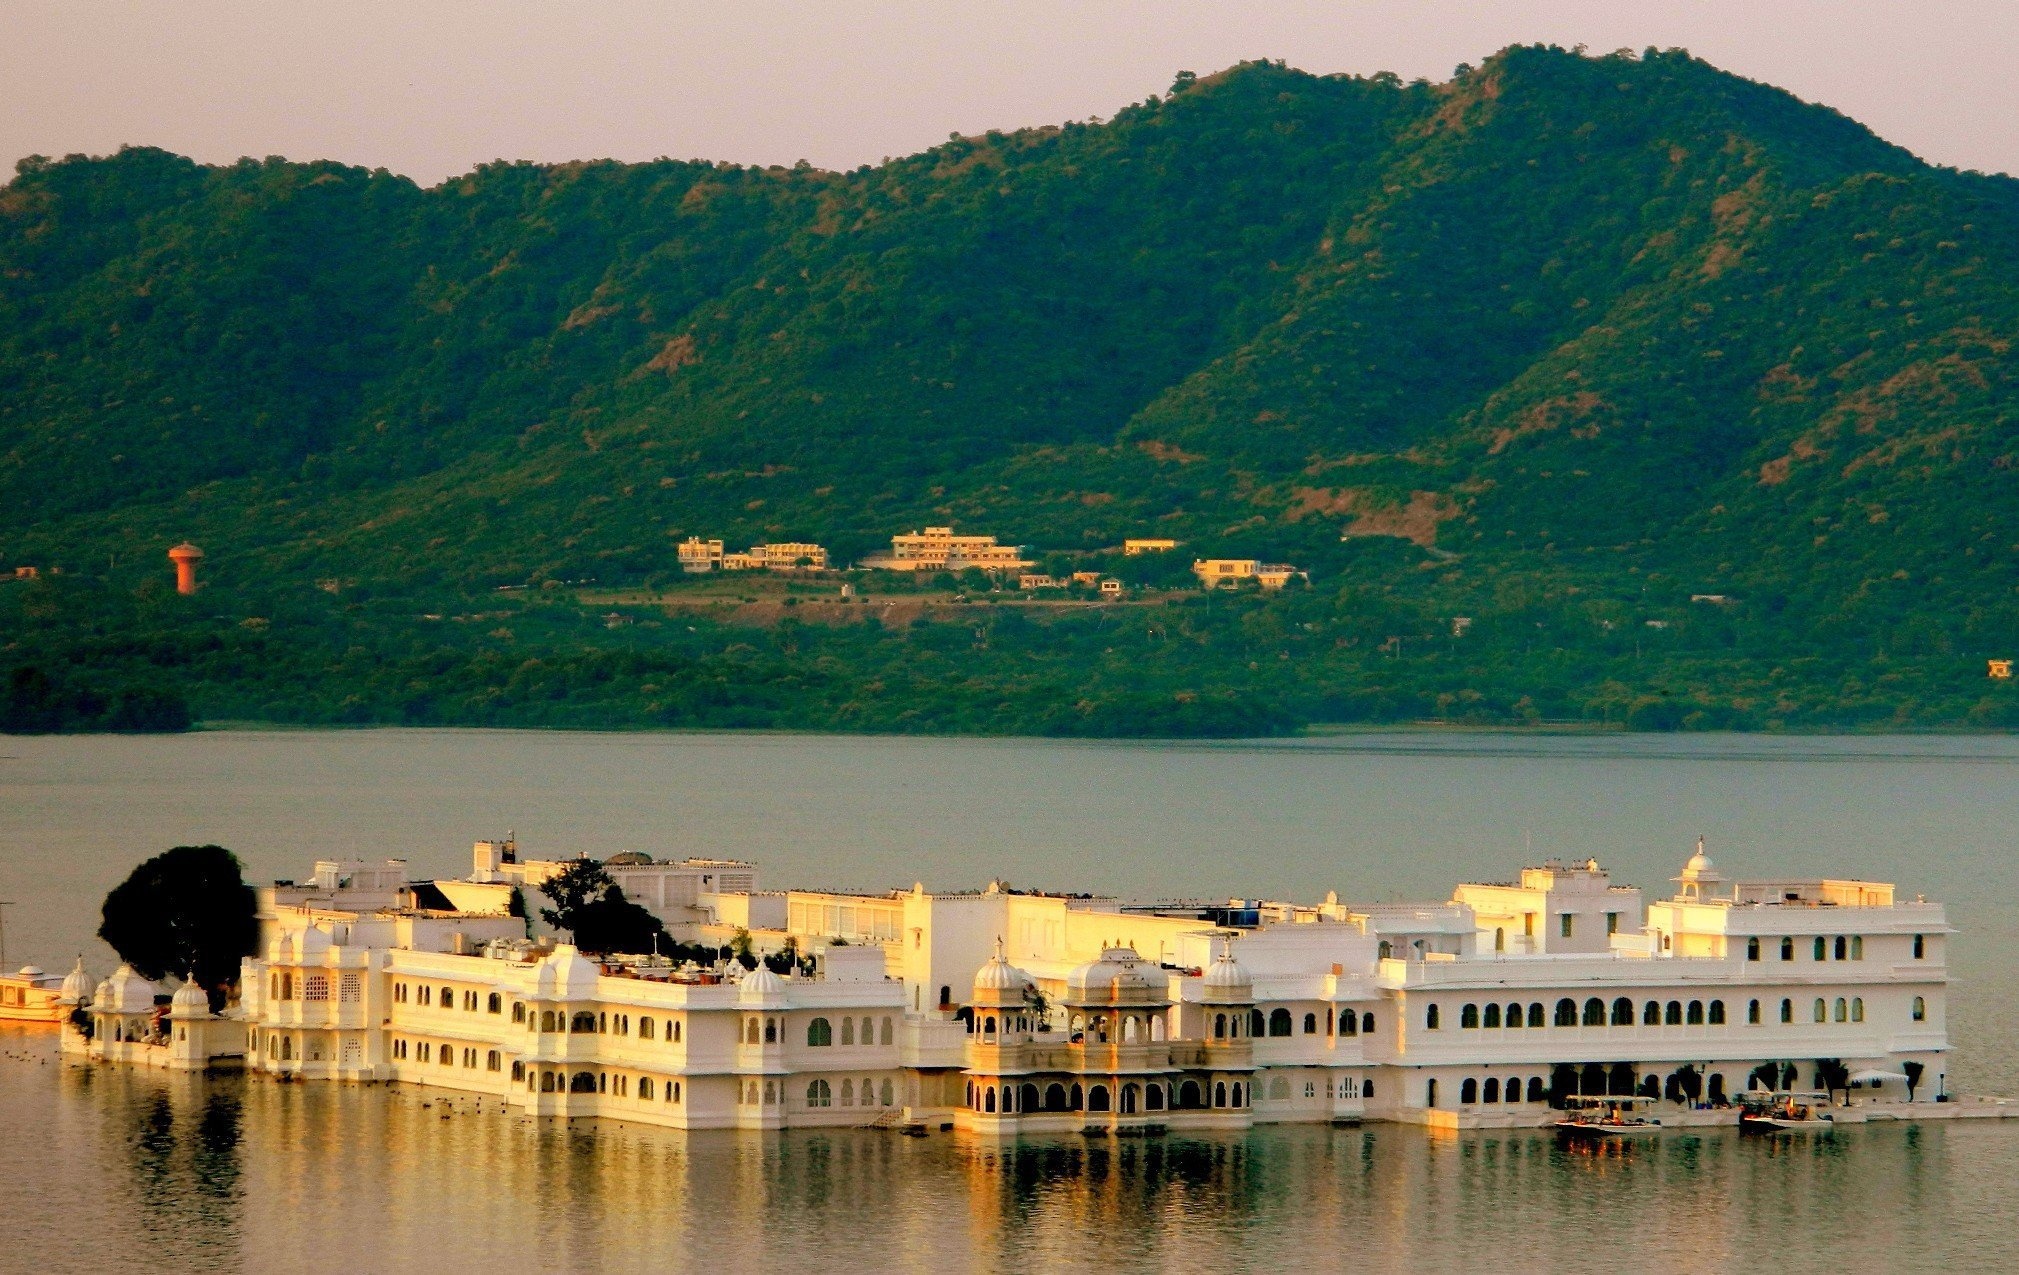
[536,859,667,955]
[98,844,259,1007]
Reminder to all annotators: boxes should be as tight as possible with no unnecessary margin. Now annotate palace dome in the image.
[1064,945,1164,1005]
[170,978,211,1018]
[536,945,602,999]
[97,965,158,1014]
[971,939,1032,1004]
[58,958,95,1006]
[738,965,787,1003]
[1200,939,1254,1003]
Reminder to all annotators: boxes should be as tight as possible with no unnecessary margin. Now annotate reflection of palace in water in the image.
[61,836,1957,1132]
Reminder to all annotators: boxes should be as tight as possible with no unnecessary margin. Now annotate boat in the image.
[1553,1095,1663,1138]
[1739,1090,1836,1133]
[0,964,69,1024]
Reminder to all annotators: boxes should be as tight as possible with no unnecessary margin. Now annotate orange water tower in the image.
[168,542,204,594]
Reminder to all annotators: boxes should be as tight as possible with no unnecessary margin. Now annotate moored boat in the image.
[1739,1090,1835,1133]
[0,963,69,1024]
[1554,1095,1663,1138]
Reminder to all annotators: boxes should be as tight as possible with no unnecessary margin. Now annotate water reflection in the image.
[8,1027,2019,1274]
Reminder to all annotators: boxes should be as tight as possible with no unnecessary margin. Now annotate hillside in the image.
[5,45,2019,735]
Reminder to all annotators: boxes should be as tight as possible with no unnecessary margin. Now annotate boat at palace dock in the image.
[58,835,2008,1134]
[0,962,74,1023]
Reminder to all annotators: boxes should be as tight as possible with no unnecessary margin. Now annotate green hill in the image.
[6,45,2019,735]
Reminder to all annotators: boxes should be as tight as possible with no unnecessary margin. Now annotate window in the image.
[1270,1008,1293,1036]
[441,985,454,1007]
[1340,1010,1358,1037]
[1611,998,1633,1026]
[1461,1078,1478,1105]
[464,991,477,1011]
[881,1017,894,1046]
[1708,1000,1726,1025]
[841,1079,855,1107]
[764,1019,777,1044]
[842,1017,856,1046]
[1813,937,1826,961]
[1852,936,1864,960]
[672,1020,682,1043]
[1554,999,1577,1027]
[1781,937,1794,961]
[572,1012,597,1033]
[1606,912,1619,936]
[304,975,329,1002]
[808,1018,832,1047]
[1852,997,1864,1023]
[1665,1001,1683,1026]
[1424,1079,1436,1108]
[511,1060,523,1081]
[1363,1012,1376,1034]
[1834,936,1847,961]
[1813,998,1827,1023]
[339,974,361,1003]
[1834,997,1847,1023]
[1687,1001,1704,1026]
[1459,1004,1478,1030]
[1780,998,1793,1024]
[1484,1004,1502,1029]
[640,1078,654,1101]
[1747,937,1760,961]
[1913,934,1925,959]
[1506,1002,1523,1029]
[1303,1012,1318,1035]
[1560,914,1575,939]
[1912,996,1927,1022]
[1582,998,1605,1027]
[640,1018,654,1040]
[511,1003,525,1024]
[1425,1004,1440,1030]
[1747,999,1761,1025]
[486,1050,500,1072]
[1482,1078,1499,1103]
[1526,1077,1544,1103]
[1643,1000,1660,1026]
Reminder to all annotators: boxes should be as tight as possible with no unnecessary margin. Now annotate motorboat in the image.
[1739,1090,1835,1132]
[1554,1095,1663,1138]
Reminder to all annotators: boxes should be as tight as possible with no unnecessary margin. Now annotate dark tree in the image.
[537,859,666,955]
[1903,1060,1925,1102]
[98,845,259,1004]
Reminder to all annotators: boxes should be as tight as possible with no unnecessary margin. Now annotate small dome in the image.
[972,938,1033,1003]
[605,852,654,866]
[170,977,211,1018]
[98,965,159,1014]
[738,965,787,1002]
[1200,938,1254,1002]
[17,965,43,978]
[1064,944,1165,1004]
[1677,836,1725,888]
[58,958,95,1006]
[536,944,602,999]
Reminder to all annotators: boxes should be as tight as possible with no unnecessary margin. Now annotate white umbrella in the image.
[1848,1068,1910,1084]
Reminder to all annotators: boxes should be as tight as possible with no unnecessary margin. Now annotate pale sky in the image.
[5,1,2017,185]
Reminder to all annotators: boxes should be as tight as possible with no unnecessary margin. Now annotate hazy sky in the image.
[6,1,2017,184]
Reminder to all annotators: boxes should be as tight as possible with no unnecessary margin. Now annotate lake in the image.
[4,728,2018,1271]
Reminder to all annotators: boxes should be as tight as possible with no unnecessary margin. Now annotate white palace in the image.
[59,839,1962,1132]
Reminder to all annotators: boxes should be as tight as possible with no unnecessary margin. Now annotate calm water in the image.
[4,727,2019,1271]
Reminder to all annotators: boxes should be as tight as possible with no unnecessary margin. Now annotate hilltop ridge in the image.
[5,45,2019,735]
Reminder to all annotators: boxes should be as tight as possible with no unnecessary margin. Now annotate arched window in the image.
[1146,1085,1165,1111]
[485,992,501,1014]
[1665,1001,1683,1026]
[1213,1012,1228,1039]
[540,1071,555,1093]
[1687,1001,1704,1025]
[1020,1082,1039,1113]
[1340,1010,1358,1037]
[983,1015,997,1037]
[1643,1000,1660,1026]
[1852,997,1865,1022]
[1747,999,1761,1024]
[1364,1012,1377,1034]
[639,1018,654,1041]
[1747,937,1760,960]
[1913,934,1925,959]
[1525,1004,1543,1029]
[1834,936,1847,961]
[639,1078,653,1101]
[981,1086,995,1114]
[1484,1003,1502,1029]
[1851,936,1864,960]
[1781,937,1795,961]
[1087,1085,1111,1112]
[1249,1009,1265,1037]
[1582,998,1605,1027]
[881,1017,893,1045]
[1269,1008,1293,1036]
[510,1060,524,1081]
[1070,1083,1083,1110]
[1780,998,1793,1024]
[1378,940,1393,960]
[1483,1078,1500,1103]
[1611,997,1633,1026]
[1525,1077,1544,1103]
[1834,997,1847,1023]
[570,1071,596,1093]
[440,986,454,1008]
[1303,1012,1318,1034]
[1813,998,1827,1023]
[1708,1000,1726,1025]
[764,1019,777,1044]
[572,1012,597,1033]
[1426,1004,1441,1030]
[1506,1002,1523,1028]
[1459,1004,1478,1029]
[1425,1078,1438,1108]
[1232,1082,1245,1107]
[1214,1082,1228,1108]
[1912,996,1926,1022]
[1813,937,1826,961]
[1460,1078,1478,1104]
[1554,999,1577,1027]
[808,1017,832,1046]
[671,1020,682,1043]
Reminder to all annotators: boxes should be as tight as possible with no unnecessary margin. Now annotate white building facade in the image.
[63,843,1960,1132]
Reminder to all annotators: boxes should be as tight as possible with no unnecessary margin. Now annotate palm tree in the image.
[1814,1058,1850,1104]
[1902,1060,1925,1102]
